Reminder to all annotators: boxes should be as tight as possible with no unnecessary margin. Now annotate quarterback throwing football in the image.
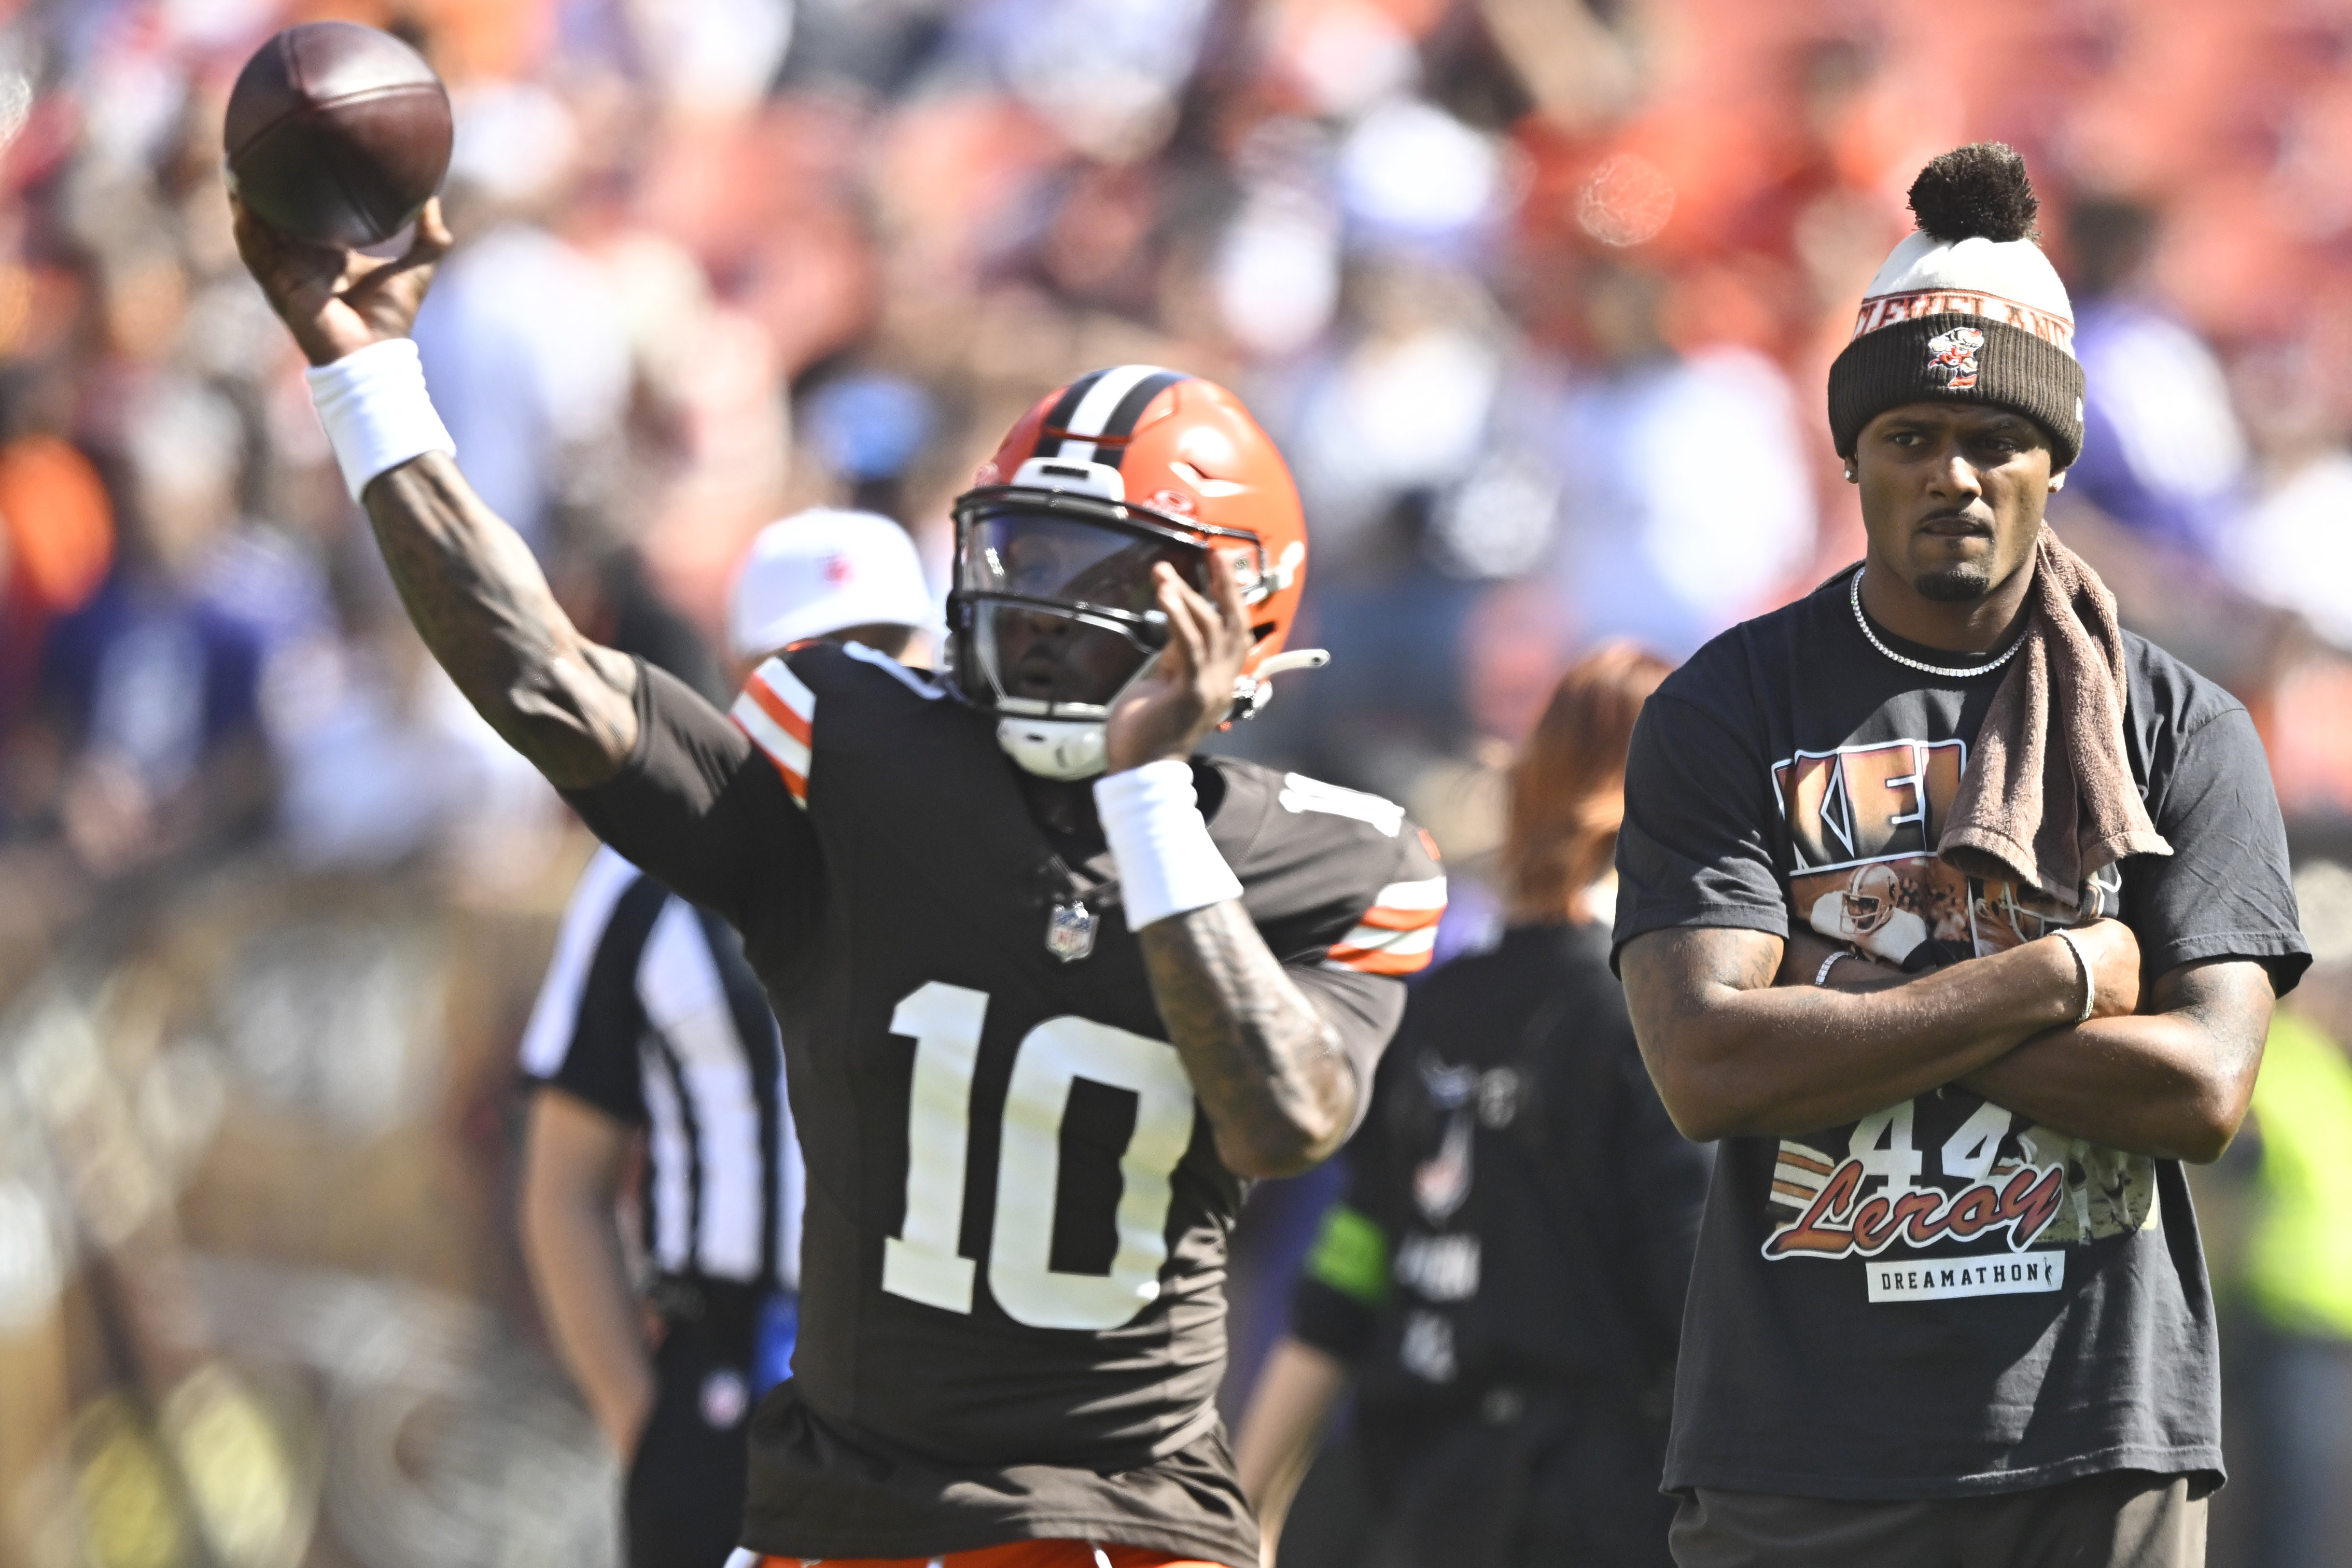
[232,199,1441,1568]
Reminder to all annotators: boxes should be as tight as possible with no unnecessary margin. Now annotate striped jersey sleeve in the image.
[559,660,823,958]
[1326,864,1449,976]
[1322,822,1447,977]
[731,656,817,807]
[1219,762,1445,1136]
[1235,766,1448,979]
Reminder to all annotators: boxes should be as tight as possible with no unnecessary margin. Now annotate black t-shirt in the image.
[1612,566,2307,1502]
[566,643,1442,1565]
[1292,924,1711,1421]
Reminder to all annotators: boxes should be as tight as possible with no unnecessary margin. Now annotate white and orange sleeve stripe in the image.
[1325,874,1448,976]
[730,656,816,808]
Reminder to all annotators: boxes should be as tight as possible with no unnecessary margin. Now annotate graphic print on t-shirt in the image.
[1774,737,2117,967]
[1765,737,2152,1295]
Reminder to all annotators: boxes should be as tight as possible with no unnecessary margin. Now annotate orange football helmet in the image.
[946,365,1322,778]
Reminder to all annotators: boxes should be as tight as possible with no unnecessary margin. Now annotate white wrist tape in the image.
[1094,759,1243,931]
[304,338,455,501]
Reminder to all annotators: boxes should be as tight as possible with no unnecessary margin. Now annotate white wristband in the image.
[2053,928,2095,1025]
[1093,759,1243,931]
[304,338,455,501]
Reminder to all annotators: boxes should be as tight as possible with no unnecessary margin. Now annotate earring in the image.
[1843,464,1857,483]
[2049,472,2067,493]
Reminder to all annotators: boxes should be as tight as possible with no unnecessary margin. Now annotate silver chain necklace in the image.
[1849,567,2023,678]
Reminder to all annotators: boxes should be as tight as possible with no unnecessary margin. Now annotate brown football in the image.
[225,22,452,249]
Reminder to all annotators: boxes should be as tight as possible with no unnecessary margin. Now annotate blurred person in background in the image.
[0,421,114,736]
[2027,196,2279,697]
[1243,250,1537,799]
[521,509,934,1568]
[35,375,317,876]
[2210,341,2352,655]
[2227,861,2352,1568]
[0,415,115,846]
[2060,197,2246,560]
[1548,260,1815,660]
[798,372,939,527]
[412,80,631,551]
[1236,643,1711,1568]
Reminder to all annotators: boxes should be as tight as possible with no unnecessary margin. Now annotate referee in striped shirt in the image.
[517,511,935,1568]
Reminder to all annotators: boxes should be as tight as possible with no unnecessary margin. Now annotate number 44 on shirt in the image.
[1761,1096,2160,1266]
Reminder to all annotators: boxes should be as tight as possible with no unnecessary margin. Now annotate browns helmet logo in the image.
[1925,325,1985,389]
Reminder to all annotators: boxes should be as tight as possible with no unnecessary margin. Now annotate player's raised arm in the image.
[232,198,640,788]
[1102,554,1359,1177]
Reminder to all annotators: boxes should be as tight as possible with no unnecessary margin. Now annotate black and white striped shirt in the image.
[521,846,802,1291]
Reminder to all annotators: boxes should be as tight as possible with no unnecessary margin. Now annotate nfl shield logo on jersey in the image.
[1046,900,1099,963]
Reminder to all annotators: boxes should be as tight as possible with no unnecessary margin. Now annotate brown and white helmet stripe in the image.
[1031,364,1190,471]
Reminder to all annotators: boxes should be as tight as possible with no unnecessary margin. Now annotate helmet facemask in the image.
[945,485,1268,779]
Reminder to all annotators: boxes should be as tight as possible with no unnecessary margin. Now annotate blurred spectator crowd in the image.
[10,0,2352,936]
[5,1,2352,1565]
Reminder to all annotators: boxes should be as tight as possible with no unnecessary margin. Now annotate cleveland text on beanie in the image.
[1827,143,2087,467]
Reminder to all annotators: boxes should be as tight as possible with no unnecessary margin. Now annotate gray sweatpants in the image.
[1670,1471,2206,1568]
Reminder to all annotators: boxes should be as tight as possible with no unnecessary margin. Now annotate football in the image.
[225,22,452,249]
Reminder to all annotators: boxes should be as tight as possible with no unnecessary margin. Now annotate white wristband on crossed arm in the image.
[1093,759,1243,930]
[304,338,455,502]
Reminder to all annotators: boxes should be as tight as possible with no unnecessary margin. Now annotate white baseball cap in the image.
[727,509,935,661]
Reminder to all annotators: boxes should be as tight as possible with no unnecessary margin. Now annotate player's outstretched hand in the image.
[232,193,452,367]
[1104,550,1254,773]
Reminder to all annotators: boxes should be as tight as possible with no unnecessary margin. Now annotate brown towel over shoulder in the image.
[1938,526,2172,908]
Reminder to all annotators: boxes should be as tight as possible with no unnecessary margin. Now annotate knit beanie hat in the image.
[1828,144,2085,468]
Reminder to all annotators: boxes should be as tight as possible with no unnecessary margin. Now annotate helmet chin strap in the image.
[991,644,1162,781]
[996,716,1108,780]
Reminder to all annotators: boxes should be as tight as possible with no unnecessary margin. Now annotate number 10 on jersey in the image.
[882,982,1198,1331]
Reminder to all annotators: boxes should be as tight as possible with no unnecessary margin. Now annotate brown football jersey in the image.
[568,642,1442,1565]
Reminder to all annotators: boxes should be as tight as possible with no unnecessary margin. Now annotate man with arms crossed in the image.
[233,196,1439,1568]
[1615,145,2305,1566]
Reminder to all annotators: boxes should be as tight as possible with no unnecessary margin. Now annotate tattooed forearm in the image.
[1138,900,1356,1178]
[364,453,638,788]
